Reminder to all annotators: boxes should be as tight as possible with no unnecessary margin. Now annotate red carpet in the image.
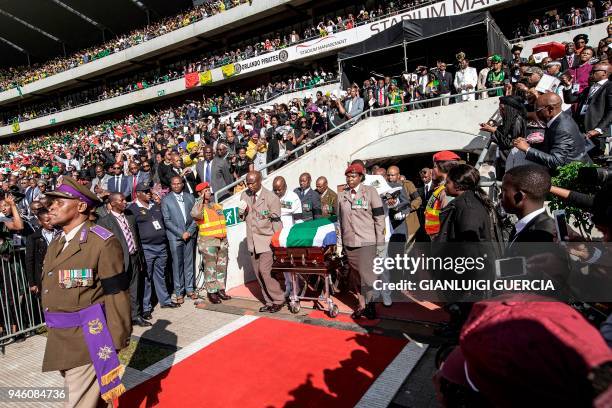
[119,318,407,408]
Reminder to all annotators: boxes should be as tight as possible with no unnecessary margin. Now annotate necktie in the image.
[206,161,211,183]
[350,189,356,200]
[132,176,137,200]
[116,214,136,254]
[56,235,66,257]
[508,226,517,243]
[115,176,120,192]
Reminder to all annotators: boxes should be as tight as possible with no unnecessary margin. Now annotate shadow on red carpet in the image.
[118,317,406,408]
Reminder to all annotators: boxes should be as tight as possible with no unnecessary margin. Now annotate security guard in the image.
[42,177,131,408]
[337,163,386,320]
[425,151,460,238]
[190,182,231,305]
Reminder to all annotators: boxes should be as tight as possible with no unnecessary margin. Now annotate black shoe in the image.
[217,289,232,300]
[13,334,26,343]
[259,305,271,312]
[364,303,377,320]
[132,317,153,327]
[351,308,366,319]
[161,303,179,309]
[142,312,153,320]
[207,293,222,304]
[268,304,283,313]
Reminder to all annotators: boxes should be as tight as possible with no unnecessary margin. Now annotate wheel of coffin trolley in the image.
[328,304,339,318]
[289,301,301,314]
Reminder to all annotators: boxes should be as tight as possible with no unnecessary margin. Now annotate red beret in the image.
[196,182,210,192]
[441,295,612,406]
[432,150,460,162]
[345,163,365,176]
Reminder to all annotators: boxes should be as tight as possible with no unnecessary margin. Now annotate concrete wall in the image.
[0,0,303,105]
[223,97,500,289]
[519,21,609,58]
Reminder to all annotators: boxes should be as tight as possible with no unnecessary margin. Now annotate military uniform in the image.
[42,178,131,408]
[319,188,338,217]
[337,181,386,309]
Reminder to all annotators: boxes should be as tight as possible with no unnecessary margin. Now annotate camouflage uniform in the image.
[191,198,228,294]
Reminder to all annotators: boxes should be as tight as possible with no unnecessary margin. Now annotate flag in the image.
[199,70,212,85]
[11,122,20,133]
[221,64,236,78]
[184,72,200,89]
[271,217,337,248]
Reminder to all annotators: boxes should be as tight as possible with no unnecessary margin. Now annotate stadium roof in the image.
[0,0,192,68]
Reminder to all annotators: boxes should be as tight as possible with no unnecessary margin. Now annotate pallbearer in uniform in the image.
[337,163,386,320]
[191,182,232,305]
[239,171,284,313]
[42,177,131,408]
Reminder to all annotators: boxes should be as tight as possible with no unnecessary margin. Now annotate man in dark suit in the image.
[169,152,197,196]
[158,149,176,189]
[211,144,234,202]
[560,42,578,72]
[435,61,454,106]
[127,161,150,201]
[583,1,597,21]
[25,209,56,294]
[513,93,590,171]
[563,62,612,156]
[294,173,322,221]
[196,145,214,186]
[98,192,151,327]
[107,162,132,198]
[161,176,197,304]
[501,165,555,246]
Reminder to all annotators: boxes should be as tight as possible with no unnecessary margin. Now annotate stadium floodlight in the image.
[48,0,106,31]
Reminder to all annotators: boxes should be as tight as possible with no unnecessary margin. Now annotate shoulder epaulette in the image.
[90,225,114,241]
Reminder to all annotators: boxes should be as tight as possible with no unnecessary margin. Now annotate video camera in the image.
[578,163,612,187]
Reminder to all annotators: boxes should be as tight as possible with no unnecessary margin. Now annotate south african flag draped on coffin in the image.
[271,217,337,248]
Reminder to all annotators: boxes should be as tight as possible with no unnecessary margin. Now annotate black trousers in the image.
[127,253,143,319]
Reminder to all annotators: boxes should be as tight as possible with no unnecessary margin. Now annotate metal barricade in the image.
[0,247,44,347]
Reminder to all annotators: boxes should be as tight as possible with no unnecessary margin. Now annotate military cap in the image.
[46,176,102,207]
[135,182,152,192]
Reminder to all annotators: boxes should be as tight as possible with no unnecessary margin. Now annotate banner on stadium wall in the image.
[221,64,236,78]
[205,0,511,81]
[11,122,19,133]
[199,71,212,85]
[184,72,200,88]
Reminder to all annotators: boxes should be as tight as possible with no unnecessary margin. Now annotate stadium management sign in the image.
[208,0,510,81]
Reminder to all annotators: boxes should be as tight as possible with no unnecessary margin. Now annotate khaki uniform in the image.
[41,222,131,407]
[320,188,338,217]
[240,187,284,306]
[336,183,385,307]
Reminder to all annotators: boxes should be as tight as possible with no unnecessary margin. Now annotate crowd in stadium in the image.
[514,1,612,38]
[0,1,611,407]
[0,68,338,126]
[0,0,432,93]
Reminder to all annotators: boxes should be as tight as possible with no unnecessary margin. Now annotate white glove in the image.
[393,212,406,221]
[237,199,248,215]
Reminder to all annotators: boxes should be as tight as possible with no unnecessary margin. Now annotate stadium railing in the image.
[0,247,44,348]
[509,16,610,43]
